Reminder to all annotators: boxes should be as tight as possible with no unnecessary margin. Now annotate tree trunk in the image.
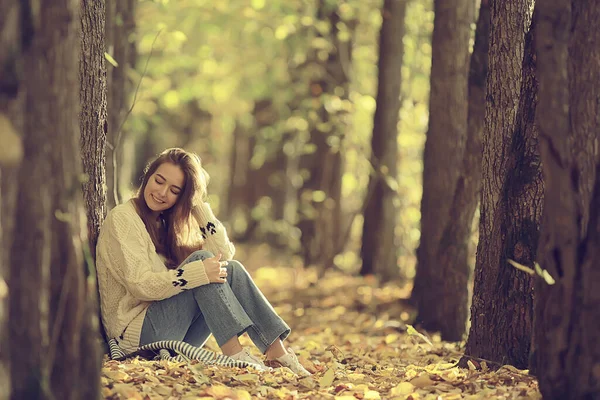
[297,1,352,267]
[463,1,540,368]
[9,1,101,398]
[8,1,53,397]
[79,0,108,380]
[414,0,490,341]
[412,0,473,338]
[227,100,287,243]
[227,122,253,236]
[106,0,136,208]
[0,1,25,396]
[534,0,600,398]
[360,0,407,281]
[567,1,600,237]
[81,0,108,260]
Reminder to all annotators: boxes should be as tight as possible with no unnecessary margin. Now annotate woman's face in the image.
[144,162,185,214]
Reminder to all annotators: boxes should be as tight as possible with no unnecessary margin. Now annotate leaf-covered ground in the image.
[101,245,541,399]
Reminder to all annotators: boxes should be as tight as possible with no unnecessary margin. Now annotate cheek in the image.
[167,193,179,205]
[145,181,156,193]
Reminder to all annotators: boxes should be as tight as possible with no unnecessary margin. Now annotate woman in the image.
[96,148,309,376]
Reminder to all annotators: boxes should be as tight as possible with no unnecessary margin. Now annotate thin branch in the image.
[112,28,163,205]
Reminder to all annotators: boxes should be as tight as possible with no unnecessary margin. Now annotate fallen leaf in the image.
[319,368,335,388]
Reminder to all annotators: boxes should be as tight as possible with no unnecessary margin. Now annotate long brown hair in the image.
[133,148,209,267]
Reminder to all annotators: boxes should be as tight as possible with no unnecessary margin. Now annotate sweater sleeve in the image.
[193,201,236,260]
[106,212,210,301]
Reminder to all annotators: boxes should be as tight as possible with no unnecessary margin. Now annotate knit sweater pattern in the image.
[96,199,236,354]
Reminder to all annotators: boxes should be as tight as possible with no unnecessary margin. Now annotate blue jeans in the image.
[139,250,290,353]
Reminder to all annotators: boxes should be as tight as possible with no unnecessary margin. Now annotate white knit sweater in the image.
[96,199,236,353]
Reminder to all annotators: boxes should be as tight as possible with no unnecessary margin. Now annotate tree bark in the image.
[297,1,353,267]
[463,0,541,368]
[415,0,490,341]
[412,0,473,338]
[81,0,108,260]
[567,1,600,237]
[534,0,600,398]
[8,1,101,398]
[106,0,136,208]
[79,0,107,386]
[360,0,407,281]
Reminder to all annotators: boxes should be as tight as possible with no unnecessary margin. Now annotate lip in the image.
[151,194,165,204]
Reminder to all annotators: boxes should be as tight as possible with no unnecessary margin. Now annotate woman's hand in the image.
[204,253,228,283]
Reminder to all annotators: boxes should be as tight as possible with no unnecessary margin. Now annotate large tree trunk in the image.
[79,0,108,382]
[106,0,136,208]
[463,1,540,368]
[9,1,100,398]
[297,1,352,267]
[567,1,600,237]
[412,0,473,339]
[8,1,53,397]
[360,0,407,281]
[534,0,600,398]
[81,0,108,260]
[416,0,490,341]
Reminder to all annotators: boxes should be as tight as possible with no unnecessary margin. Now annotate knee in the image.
[225,259,246,274]
[187,249,214,262]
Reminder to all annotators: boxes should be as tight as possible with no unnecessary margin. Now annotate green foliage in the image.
[127,0,434,277]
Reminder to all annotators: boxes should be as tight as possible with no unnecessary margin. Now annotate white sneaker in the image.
[229,347,269,371]
[265,347,311,377]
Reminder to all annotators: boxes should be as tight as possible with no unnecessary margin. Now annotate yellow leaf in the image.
[542,269,556,285]
[364,390,381,399]
[234,373,259,383]
[104,52,119,67]
[391,382,415,396]
[385,333,399,344]
[346,373,366,382]
[410,374,434,388]
[319,368,335,388]
[508,259,535,275]
[406,324,433,346]
[234,389,253,400]
[299,376,317,389]
[103,370,131,382]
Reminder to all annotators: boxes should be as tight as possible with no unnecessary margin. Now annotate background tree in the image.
[9,1,100,398]
[359,0,407,280]
[464,0,541,368]
[296,0,355,267]
[415,0,490,341]
[411,0,473,339]
[534,0,600,398]
[106,0,136,208]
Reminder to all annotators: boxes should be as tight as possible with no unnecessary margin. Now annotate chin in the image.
[144,195,161,212]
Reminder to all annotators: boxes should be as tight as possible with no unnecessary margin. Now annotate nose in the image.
[158,185,168,197]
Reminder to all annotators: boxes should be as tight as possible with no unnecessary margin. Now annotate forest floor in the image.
[101,245,541,400]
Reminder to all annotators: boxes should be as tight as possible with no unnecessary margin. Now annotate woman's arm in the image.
[103,213,210,301]
[192,202,236,260]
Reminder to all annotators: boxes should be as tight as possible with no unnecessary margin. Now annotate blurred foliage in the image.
[118,0,434,278]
